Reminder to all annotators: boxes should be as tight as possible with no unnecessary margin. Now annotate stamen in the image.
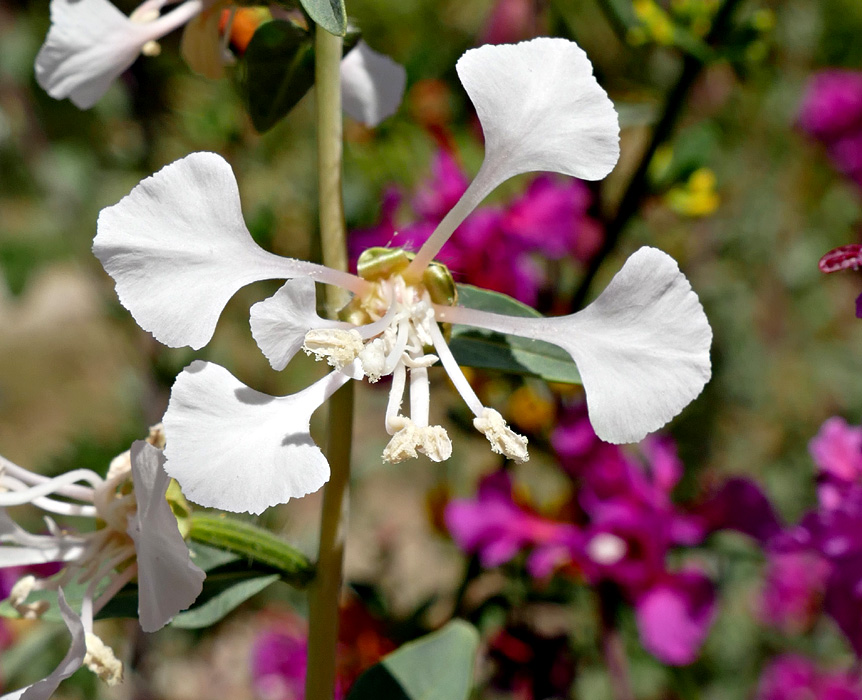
[0,470,108,507]
[385,362,408,435]
[410,366,431,428]
[473,408,529,464]
[220,8,237,57]
[85,633,124,686]
[382,420,452,463]
[303,328,365,370]
[381,317,411,376]
[427,321,484,416]
[0,475,98,517]
[0,455,97,501]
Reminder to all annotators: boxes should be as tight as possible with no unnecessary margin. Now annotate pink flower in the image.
[810,416,862,510]
[634,570,717,666]
[757,655,862,700]
[760,550,830,632]
[798,71,862,142]
[445,471,582,578]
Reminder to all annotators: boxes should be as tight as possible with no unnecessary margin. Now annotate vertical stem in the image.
[305,24,353,700]
[570,0,744,311]
[599,583,635,700]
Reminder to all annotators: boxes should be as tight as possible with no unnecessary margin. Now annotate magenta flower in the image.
[634,570,717,667]
[760,550,830,632]
[799,70,862,188]
[445,471,581,578]
[811,416,862,510]
[757,655,862,700]
[251,627,318,700]
[798,71,862,142]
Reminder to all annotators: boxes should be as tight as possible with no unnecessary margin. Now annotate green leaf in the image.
[242,20,316,133]
[448,285,582,385]
[170,572,280,629]
[347,621,480,700]
[299,0,347,36]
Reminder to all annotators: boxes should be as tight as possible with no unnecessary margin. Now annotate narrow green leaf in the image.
[448,285,582,385]
[347,620,480,700]
[189,513,315,587]
[170,573,280,629]
[299,0,347,36]
[242,20,316,132]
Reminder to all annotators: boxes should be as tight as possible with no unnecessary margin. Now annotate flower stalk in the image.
[305,23,352,700]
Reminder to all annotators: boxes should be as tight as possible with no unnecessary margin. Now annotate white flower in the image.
[0,434,205,699]
[35,0,406,123]
[93,38,712,516]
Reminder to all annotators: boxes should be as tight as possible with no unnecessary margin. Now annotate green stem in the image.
[189,513,314,586]
[305,24,353,700]
[570,0,744,311]
[599,584,635,700]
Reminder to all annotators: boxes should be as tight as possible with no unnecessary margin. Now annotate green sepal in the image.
[448,285,582,385]
[189,513,315,587]
[347,620,480,700]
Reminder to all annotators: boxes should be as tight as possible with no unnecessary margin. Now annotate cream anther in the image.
[358,337,387,382]
[9,576,49,619]
[85,633,124,686]
[303,328,365,370]
[382,421,452,463]
[473,408,529,463]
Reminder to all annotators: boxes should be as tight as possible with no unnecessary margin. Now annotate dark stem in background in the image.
[570,0,745,311]
[598,583,635,700]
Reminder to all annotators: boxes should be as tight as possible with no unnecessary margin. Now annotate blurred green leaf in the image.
[170,572,280,629]
[299,0,347,36]
[347,620,479,700]
[242,20,316,133]
[449,285,582,385]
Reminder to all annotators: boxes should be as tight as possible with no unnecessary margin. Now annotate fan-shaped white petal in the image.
[162,361,352,515]
[94,152,340,350]
[436,248,711,444]
[458,38,620,184]
[35,0,204,109]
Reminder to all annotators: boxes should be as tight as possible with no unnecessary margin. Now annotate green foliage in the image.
[170,573,281,629]
[449,285,582,385]
[347,620,480,700]
[241,20,317,133]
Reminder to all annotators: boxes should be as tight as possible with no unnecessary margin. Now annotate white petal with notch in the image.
[162,361,353,515]
[94,152,329,350]
[436,247,711,444]
[458,38,620,185]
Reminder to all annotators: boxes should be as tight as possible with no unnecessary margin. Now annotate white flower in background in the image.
[0,432,205,699]
[94,38,712,516]
[35,0,406,125]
